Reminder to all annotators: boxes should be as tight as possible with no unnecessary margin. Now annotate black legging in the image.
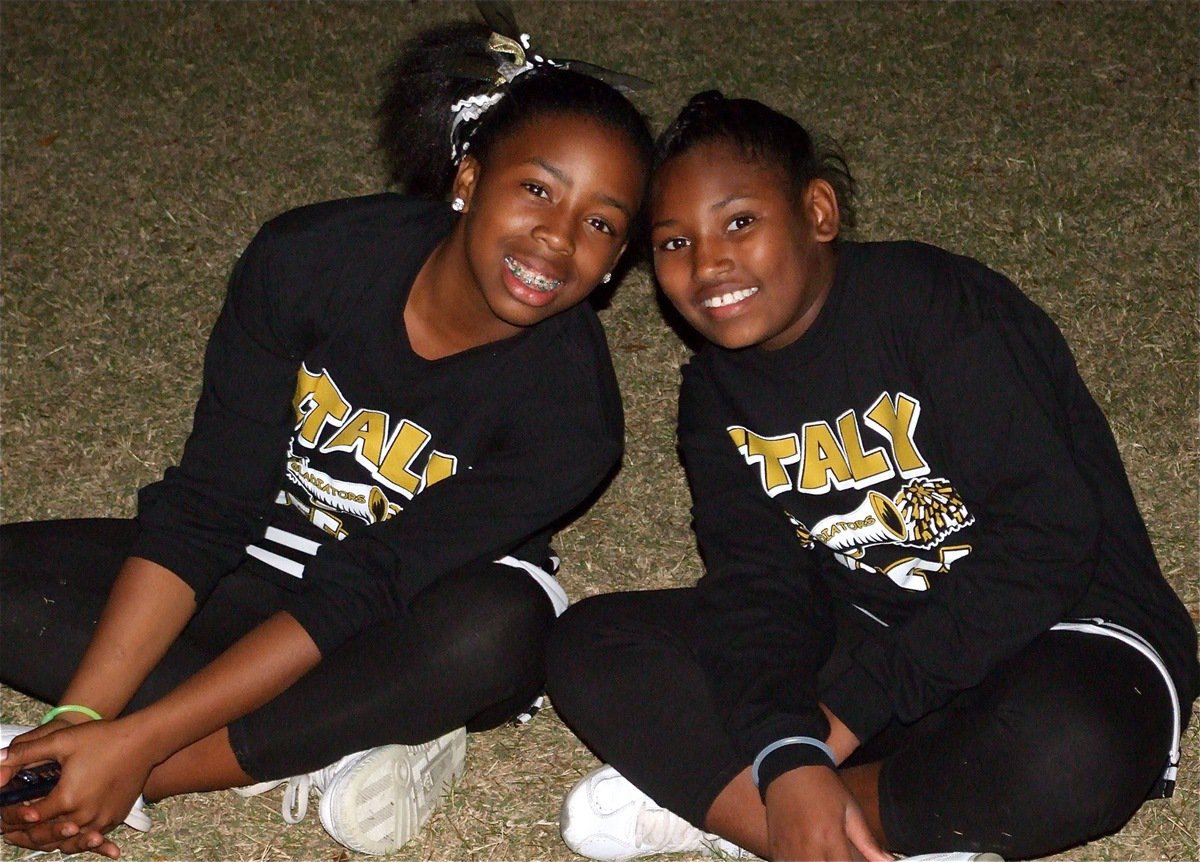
[1,518,556,781]
[547,587,1178,860]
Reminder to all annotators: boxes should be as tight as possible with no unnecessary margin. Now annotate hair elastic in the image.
[449,32,559,162]
[41,704,103,725]
[751,736,836,787]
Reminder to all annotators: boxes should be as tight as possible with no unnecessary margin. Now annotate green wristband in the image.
[40,704,102,725]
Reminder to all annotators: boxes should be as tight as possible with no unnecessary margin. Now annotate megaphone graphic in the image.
[811,490,908,552]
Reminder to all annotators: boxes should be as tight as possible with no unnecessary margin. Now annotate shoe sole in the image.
[319,728,466,855]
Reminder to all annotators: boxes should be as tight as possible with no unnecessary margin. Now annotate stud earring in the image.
[451,197,465,212]
[601,272,612,284]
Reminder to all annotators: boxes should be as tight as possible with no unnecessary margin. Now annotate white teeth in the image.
[702,286,759,308]
[505,256,563,292]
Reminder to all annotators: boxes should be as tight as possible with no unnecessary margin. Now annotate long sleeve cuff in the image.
[129,532,225,603]
[753,738,837,800]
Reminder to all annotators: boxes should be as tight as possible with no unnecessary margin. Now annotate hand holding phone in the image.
[0,761,62,806]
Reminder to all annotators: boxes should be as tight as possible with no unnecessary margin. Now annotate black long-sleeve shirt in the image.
[132,194,623,653]
[680,240,1198,790]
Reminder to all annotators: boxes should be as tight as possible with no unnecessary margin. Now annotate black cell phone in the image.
[0,761,62,806]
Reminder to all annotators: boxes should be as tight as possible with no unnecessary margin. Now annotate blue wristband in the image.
[751,736,836,787]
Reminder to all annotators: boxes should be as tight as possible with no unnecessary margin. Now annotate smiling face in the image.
[449,113,645,336]
[650,141,840,351]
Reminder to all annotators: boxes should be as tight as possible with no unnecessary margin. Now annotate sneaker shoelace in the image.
[281,774,313,824]
[280,757,346,824]
[634,802,707,853]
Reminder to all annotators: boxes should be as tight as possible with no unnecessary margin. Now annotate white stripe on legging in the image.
[495,555,569,616]
[1051,618,1181,786]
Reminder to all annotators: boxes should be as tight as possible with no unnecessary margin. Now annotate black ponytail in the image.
[376,22,496,199]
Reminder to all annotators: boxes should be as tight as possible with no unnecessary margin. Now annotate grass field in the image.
[1,2,1196,860]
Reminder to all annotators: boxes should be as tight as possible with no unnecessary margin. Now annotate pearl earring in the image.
[451,197,465,212]
[601,272,612,284]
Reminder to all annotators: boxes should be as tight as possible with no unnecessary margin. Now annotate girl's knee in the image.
[545,591,674,724]
[1023,695,1167,838]
[885,669,1172,857]
[546,596,612,702]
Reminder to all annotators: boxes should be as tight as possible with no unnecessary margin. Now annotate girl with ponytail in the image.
[0,7,652,857]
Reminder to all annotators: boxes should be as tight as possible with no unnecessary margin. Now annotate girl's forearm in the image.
[122,611,321,765]
[58,556,197,720]
[819,703,861,764]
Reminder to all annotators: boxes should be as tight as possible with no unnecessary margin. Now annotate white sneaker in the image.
[902,855,1003,861]
[1,723,152,832]
[237,727,467,854]
[560,764,749,860]
[320,727,468,855]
